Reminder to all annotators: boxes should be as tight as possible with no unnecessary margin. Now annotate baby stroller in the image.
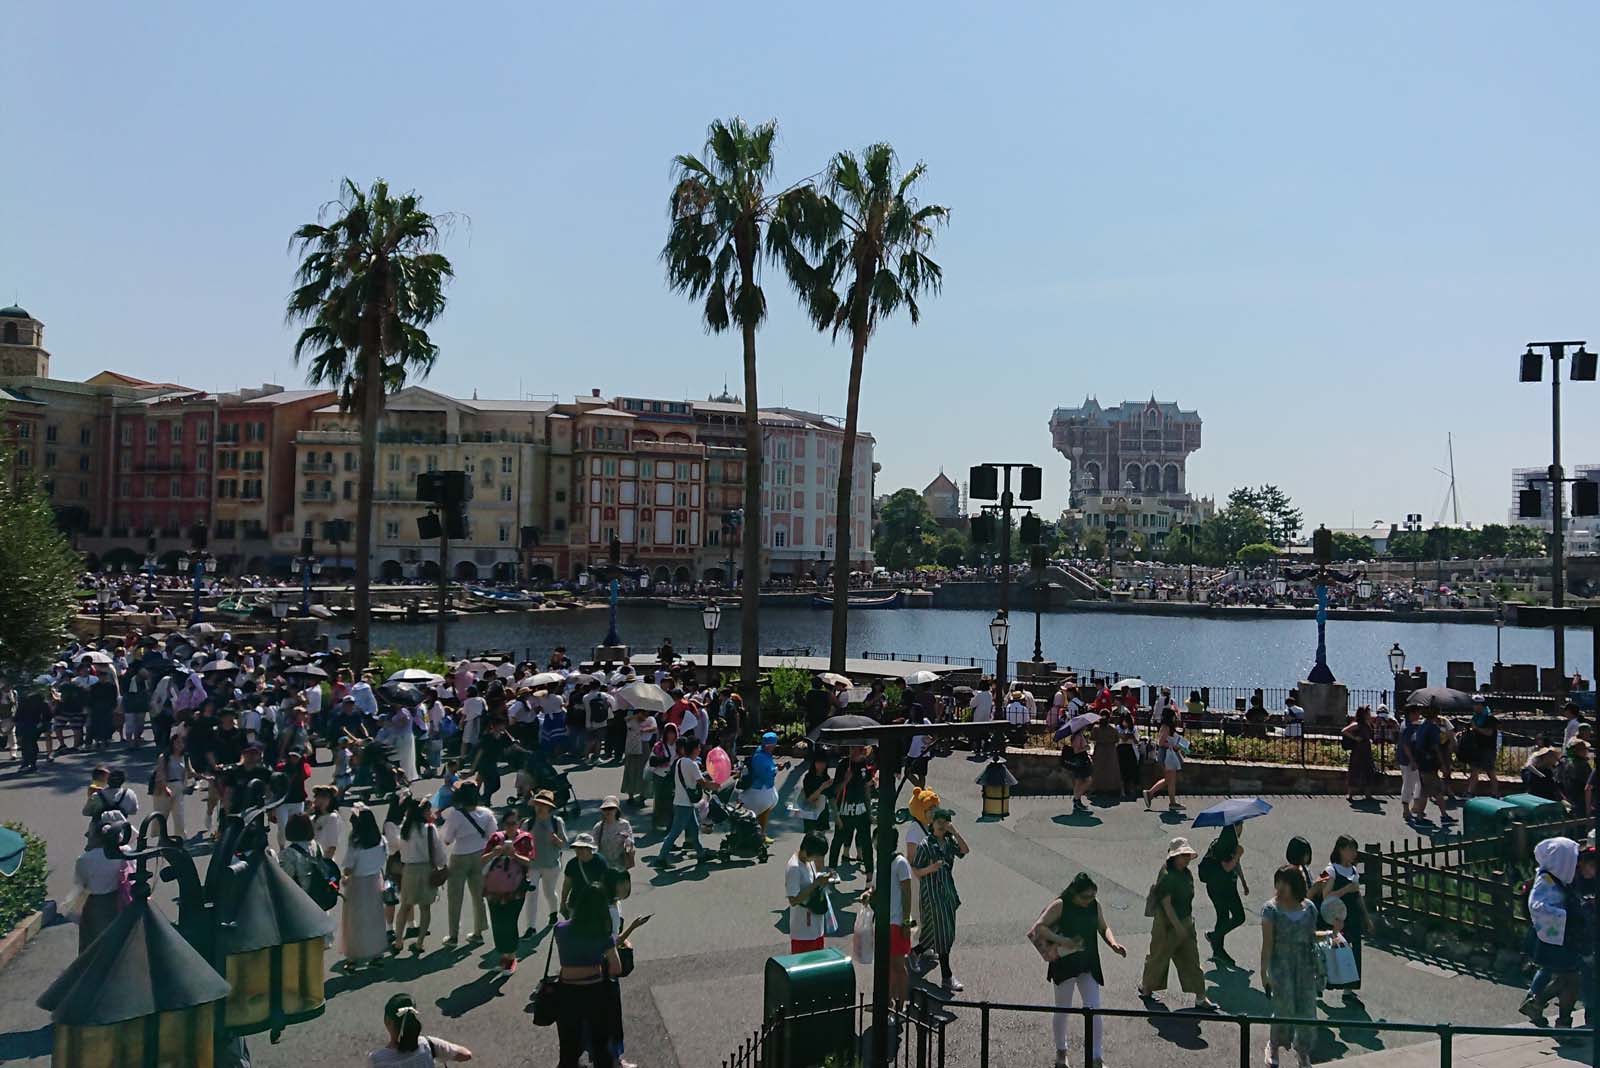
[521,749,580,819]
[706,791,770,863]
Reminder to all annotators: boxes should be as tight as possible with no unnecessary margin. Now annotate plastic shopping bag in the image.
[852,905,875,965]
[1320,938,1358,987]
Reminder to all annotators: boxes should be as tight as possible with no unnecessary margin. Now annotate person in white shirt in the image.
[438,782,494,944]
[424,694,447,772]
[385,797,444,953]
[970,684,995,723]
[1005,692,1032,726]
[311,785,343,863]
[785,831,836,953]
[866,824,916,1009]
[73,816,133,952]
[1562,703,1582,747]
[656,736,715,865]
[367,993,473,1068]
[1283,697,1305,738]
[460,688,485,756]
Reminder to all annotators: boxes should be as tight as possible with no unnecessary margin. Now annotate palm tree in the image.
[780,144,948,671]
[287,178,453,671]
[664,117,814,724]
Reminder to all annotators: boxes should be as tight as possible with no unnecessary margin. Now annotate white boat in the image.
[465,587,543,607]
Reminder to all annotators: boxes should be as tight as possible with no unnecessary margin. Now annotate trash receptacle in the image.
[1502,793,1566,824]
[763,948,855,1067]
[1463,796,1520,860]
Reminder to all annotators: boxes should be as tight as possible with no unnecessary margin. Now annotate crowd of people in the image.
[13,620,1597,1068]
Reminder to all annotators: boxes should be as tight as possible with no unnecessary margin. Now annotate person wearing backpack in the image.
[1136,838,1218,1010]
[83,767,138,841]
[279,812,342,925]
[482,810,535,977]
[439,782,494,945]
[656,735,714,867]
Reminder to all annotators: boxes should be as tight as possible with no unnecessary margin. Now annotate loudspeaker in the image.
[1019,465,1042,501]
[970,514,995,544]
[444,508,467,540]
[1520,350,1542,382]
[300,536,314,558]
[417,471,443,503]
[1020,514,1042,545]
[969,464,998,501]
[1029,545,1047,570]
[1519,489,1543,519]
[417,513,442,539]
[1573,347,1597,382]
[1574,479,1599,517]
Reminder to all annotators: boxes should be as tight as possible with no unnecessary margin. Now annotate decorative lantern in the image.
[1272,577,1287,598]
[976,757,1017,819]
[38,894,230,1068]
[1387,642,1406,675]
[216,853,333,1035]
[988,612,1010,651]
[1356,580,1372,601]
[702,601,722,635]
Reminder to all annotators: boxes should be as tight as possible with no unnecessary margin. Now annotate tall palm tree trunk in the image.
[739,318,762,731]
[829,330,867,672]
[352,343,380,672]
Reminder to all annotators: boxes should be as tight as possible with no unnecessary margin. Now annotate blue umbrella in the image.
[1192,797,1272,828]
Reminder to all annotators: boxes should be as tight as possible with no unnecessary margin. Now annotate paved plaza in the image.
[0,744,1588,1067]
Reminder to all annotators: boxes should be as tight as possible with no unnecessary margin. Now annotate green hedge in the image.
[0,822,49,932]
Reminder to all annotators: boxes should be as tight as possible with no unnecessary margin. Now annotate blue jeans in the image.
[657,804,702,859]
[569,728,589,759]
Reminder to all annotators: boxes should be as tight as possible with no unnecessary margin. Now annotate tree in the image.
[1502,525,1547,557]
[287,179,454,671]
[778,143,948,671]
[1328,531,1374,561]
[1081,528,1108,561]
[934,530,966,569]
[665,118,806,716]
[873,488,937,570]
[1199,499,1270,565]
[1255,485,1302,546]
[1235,542,1277,566]
[0,454,81,675]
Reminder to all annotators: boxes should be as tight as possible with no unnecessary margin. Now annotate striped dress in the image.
[913,835,963,955]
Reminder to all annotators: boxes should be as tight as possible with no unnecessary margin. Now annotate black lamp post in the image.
[271,597,290,646]
[142,536,157,602]
[294,536,322,616]
[989,611,1010,693]
[702,600,722,687]
[38,786,333,1068]
[1388,641,1406,707]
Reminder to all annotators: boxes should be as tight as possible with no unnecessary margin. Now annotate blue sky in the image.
[5,4,1597,529]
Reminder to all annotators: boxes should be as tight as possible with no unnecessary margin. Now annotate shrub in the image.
[762,664,811,714]
[369,651,449,681]
[0,823,49,932]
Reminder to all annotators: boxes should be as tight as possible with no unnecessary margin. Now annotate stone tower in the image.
[0,305,49,377]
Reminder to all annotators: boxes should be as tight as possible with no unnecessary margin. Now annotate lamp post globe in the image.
[1387,642,1406,675]
[1272,576,1287,599]
[988,611,1009,651]
[702,601,722,688]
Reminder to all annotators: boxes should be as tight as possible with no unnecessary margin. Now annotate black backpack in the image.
[294,845,341,910]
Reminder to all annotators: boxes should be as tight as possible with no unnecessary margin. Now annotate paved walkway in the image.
[1323,1031,1595,1068]
[0,743,1561,1067]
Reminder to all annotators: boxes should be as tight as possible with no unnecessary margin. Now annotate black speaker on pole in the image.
[444,508,467,540]
[1518,489,1543,519]
[1019,465,1042,501]
[1573,479,1599,517]
[1020,514,1042,545]
[969,465,998,501]
[417,513,442,539]
[417,471,444,503]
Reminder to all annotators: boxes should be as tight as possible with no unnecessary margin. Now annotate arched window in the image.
[1145,464,1161,493]
[1125,464,1142,491]
[2,323,17,344]
[1082,461,1101,491]
[1163,464,1181,493]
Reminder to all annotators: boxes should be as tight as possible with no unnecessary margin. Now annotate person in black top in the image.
[798,748,834,833]
[87,669,119,750]
[14,688,50,772]
[471,716,531,805]
[803,677,832,735]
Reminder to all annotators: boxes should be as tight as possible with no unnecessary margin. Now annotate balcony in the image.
[297,429,360,444]
[131,461,189,473]
[299,491,335,503]
[301,461,335,473]
[379,430,454,445]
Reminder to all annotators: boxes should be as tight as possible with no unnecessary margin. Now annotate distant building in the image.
[1050,395,1205,545]
[0,305,49,377]
[922,470,960,520]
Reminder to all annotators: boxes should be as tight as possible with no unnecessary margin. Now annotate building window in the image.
[16,423,31,440]
[43,451,56,469]
[196,478,206,497]
[78,480,87,497]
[501,456,513,474]
[196,422,208,443]
[500,485,512,502]
[170,423,182,443]
[120,478,131,497]
[425,454,437,472]
[120,424,131,446]
[146,424,157,445]
[388,453,400,471]
[498,524,511,543]
[45,424,57,442]
[195,451,208,470]
[773,527,787,548]
[304,520,314,537]
[345,451,358,471]
[384,521,400,540]
[640,461,654,478]
[15,448,29,466]
[343,481,353,500]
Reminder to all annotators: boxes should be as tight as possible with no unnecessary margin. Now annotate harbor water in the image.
[368,604,1588,694]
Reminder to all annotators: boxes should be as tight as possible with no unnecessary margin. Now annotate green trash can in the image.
[1502,793,1566,823]
[1463,796,1520,860]
[763,948,855,1067]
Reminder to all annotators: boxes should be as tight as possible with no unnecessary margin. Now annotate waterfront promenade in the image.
[0,745,1581,1067]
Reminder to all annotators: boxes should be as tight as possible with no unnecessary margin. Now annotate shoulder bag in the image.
[529,929,561,1026]
[427,824,449,888]
[677,759,702,804]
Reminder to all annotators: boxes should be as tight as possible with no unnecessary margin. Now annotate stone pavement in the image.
[1323,1033,1596,1068]
[0,742,1571,1067]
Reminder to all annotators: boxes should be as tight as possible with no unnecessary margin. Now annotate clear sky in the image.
[6,4,1597,530]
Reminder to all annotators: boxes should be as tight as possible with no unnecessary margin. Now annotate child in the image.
[311,784,343,865]
[1520,836,1584,1028]
[332,737,354,792]
[432,762,460,814]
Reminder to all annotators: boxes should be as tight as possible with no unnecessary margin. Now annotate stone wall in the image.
[1005,747,1516,796]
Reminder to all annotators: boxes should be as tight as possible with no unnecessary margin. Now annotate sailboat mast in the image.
[1447,433,1461,526]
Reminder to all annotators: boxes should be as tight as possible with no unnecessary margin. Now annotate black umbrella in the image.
[808,714,880,745]
[1404,687,1476,714]
[284,664,328,680]
[380,681,425,706]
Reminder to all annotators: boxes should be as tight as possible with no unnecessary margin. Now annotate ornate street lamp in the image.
[988,611,1010,692]
[1272,576,1287,600]
[977,756,1017,819]
[1388,642,1407,709]
[702,600,722,687]
[1356,579,1373,602]
[96,586,111,643]
[270,598,289,646]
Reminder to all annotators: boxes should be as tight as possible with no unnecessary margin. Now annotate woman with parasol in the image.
[1193,798,1267,965]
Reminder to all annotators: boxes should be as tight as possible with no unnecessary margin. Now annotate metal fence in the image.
[721,994,1593,1068]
